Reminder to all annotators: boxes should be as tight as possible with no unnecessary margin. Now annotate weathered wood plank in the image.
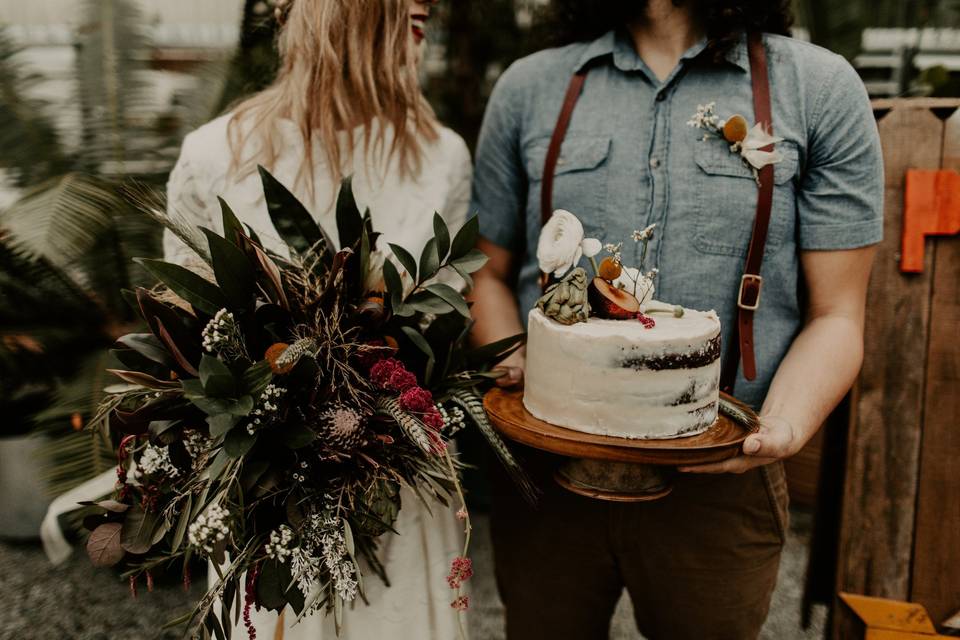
[910,106,960,624]
[833,104,944,639]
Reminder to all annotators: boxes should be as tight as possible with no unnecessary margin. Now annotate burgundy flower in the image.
[451,595,470,611]
[422,408,445,432]
[399,387,434,413]
[370,358,404,389]
[387,368,418,393]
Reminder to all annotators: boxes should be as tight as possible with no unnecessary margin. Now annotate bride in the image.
[164,0,471,637]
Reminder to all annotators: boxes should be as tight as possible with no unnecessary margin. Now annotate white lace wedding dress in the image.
[165,113,472,640]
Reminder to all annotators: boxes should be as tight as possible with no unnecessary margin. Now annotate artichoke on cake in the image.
[537,267,590,325]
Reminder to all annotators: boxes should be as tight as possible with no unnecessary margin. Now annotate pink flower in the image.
[456,507,468,521]
[399,387,434,413]
[451,595,470,611]
[446,556,474,589]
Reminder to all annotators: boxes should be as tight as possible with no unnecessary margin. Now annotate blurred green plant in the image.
[0,0,222,496]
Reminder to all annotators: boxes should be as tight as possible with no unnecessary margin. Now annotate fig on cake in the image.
[589,277,640,320]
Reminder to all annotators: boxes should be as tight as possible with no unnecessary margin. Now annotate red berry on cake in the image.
[588,277,640,320]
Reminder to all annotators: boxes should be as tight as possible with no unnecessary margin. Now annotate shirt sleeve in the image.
[163,132,218,267]
[470,64,527,251]
[797,56,884,251]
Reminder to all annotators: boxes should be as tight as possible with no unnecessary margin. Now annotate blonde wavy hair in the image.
[227,0,439,192]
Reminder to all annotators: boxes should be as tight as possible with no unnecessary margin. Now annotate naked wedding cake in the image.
[523,211,722,440]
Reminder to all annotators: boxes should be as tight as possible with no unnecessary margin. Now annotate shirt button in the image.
[649,157,661,169]
[656,92,667,102]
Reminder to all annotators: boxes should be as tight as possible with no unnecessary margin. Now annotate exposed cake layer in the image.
[523,308,721,439]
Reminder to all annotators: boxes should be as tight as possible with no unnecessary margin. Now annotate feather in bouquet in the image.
[81,167,532,638]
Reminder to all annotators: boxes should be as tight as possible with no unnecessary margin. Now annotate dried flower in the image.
[139,444,180,478]
[451,595,470,611]
[247,384,286,434]
[265,525,294,562]
[201,309,245,360]
[631,224,656,243]
[455,507,468,521]
[446,556,474,589]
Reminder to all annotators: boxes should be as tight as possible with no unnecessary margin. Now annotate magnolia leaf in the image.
[466,332,527,368]
[224,428,256,458]
[259,166,330,257]
[419,237,439,281]
[149,420,181,438]
[86,522,125,567]
[424,283,471,319]
[450,215,480,260]
[244,238,289,311]
[433,213,451,262]
[388,243,418,283]
[202,228,256,311]
[199,355,237,398]
[450,248,489,274]
[335,176,363,250]
[136,258,227,316]
[117,333,174,368]
[136,288,201,364]
[208,413,239,438]
[120,506,157,554]
[156,319,200,377]
[93,500,130,513]
[359,228,371,283]
[107,369,178,389]
[218,198,245,247]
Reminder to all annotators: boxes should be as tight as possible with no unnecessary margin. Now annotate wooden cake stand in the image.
[483,388,755,502]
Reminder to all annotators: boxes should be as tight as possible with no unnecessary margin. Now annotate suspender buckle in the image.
[738,274,763,311]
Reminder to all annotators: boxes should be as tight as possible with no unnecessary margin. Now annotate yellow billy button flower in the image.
[723,114,749,143]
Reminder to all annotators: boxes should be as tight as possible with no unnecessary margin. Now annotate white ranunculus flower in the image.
[613,267,655,305]
[537,209,585,277]
[740,123,784,170]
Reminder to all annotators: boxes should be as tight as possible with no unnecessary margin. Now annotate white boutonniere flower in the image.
[537,209,601,278]
[688,104,784,184]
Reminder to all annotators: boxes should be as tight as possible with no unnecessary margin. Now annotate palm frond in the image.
[0,173,120,267]
[0,27,70,186]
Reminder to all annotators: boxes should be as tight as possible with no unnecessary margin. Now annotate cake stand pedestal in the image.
[483,388,755,502]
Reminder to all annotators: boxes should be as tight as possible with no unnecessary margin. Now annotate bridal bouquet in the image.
[81,168,529,637]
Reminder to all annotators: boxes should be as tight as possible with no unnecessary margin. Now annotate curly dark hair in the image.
[536,0,794,61]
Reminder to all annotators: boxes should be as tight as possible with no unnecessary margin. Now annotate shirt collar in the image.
[575,29,751,74]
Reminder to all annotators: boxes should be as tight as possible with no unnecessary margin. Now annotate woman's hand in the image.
[678,416,801,474]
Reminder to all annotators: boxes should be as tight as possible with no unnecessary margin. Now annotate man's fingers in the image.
[678,455,776,474]
[494,366,524,388]
[742,431,792,459]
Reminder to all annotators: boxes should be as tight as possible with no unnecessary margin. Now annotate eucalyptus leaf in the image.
[208,413,239,438]
[382,259,403,309]
[224,428,256,458]
[450,215,479,259]
[136,258,227,316]
[171,494,192,551]
[406,290,454,315]
[242,360,273,398]
[433,213,450,262]
[199,355,237,398]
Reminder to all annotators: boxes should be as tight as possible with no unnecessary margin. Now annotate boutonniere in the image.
[687,102,783,185]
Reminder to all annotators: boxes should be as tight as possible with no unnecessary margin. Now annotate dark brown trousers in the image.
[490,449,789,640]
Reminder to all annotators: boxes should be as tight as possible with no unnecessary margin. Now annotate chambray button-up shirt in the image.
[471,30,883,408]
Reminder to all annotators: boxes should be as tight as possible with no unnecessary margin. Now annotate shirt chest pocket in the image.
[525,135,612,232]
[692,140,799,257]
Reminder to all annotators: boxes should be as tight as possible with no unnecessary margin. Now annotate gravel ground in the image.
[0,509,825,640]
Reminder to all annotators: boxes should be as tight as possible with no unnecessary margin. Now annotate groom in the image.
[470,0,883,638]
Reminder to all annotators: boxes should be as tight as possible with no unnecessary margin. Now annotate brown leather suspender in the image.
[540,33,774,395]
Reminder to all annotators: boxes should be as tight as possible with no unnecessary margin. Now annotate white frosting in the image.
[523,307,722,439]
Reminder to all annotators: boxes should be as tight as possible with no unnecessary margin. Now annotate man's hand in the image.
[678,416,800,474]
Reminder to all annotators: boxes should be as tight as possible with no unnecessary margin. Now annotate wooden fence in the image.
[833,98,960,638]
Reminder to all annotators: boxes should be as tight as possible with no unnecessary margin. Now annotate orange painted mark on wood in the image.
[840,593,958,638]
[902,169,960,273]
